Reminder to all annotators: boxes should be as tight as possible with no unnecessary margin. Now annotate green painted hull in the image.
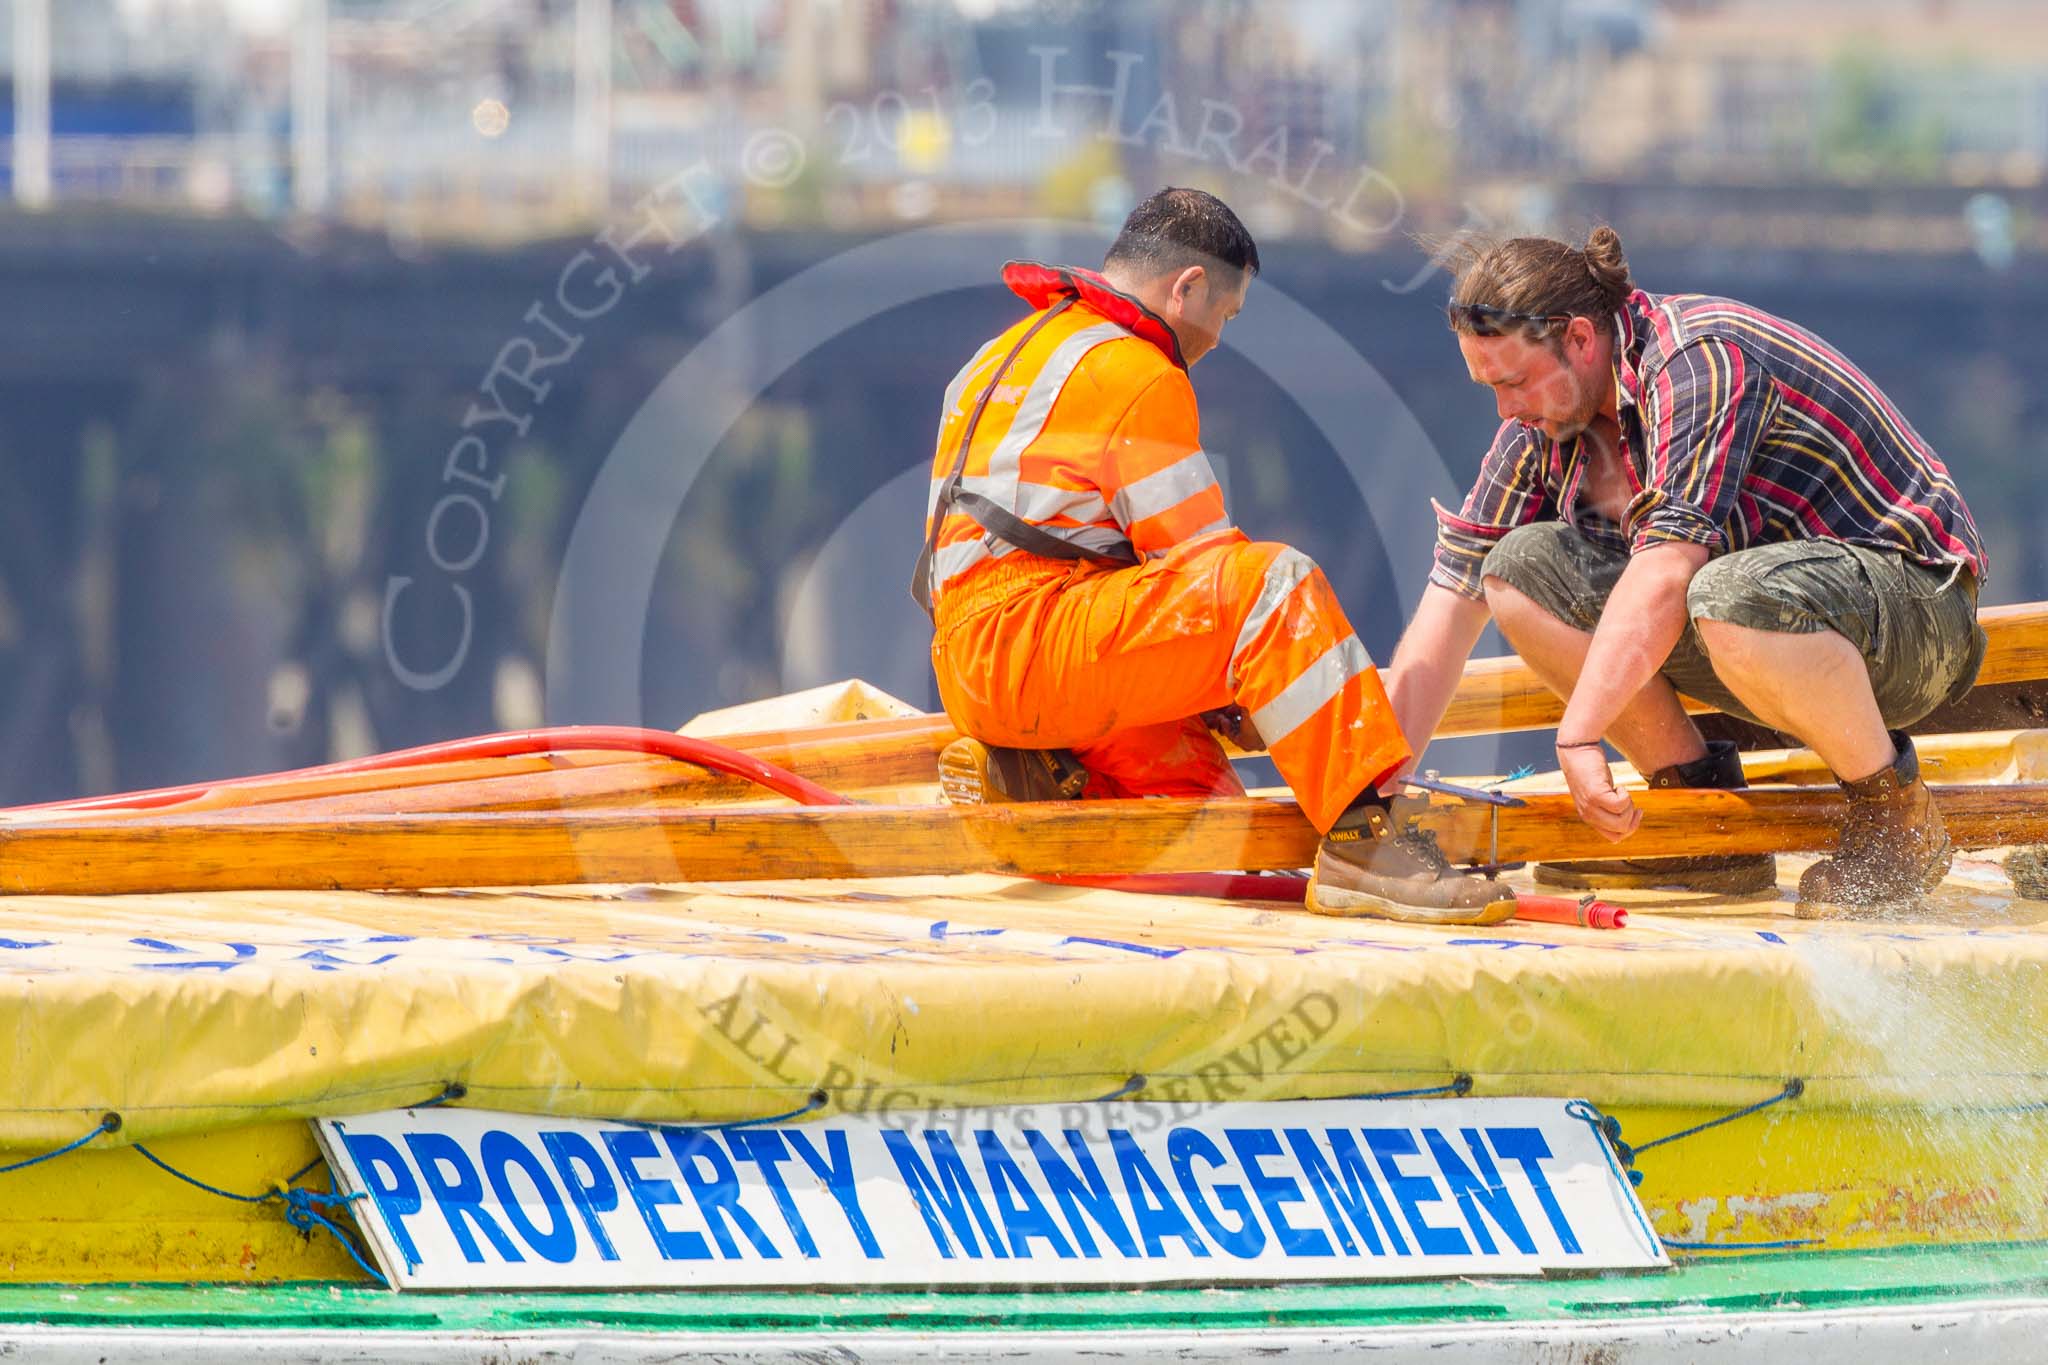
[2,1243,2043,1335]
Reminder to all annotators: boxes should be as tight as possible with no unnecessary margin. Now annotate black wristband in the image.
[1554,739,1605,749]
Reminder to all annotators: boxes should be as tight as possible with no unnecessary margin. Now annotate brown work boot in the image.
[1306,799,1519,926]
[1797,732,1952,913]
[1536,740,1777,895]
[938,738,1090,805]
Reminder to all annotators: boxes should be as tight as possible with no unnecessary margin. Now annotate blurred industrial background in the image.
[1,0,2045,799]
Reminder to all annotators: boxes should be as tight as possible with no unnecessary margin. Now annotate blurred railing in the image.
[0,135,265,212]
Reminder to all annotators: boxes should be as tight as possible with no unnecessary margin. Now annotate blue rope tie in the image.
[1569,1082,1815,1257]
[1094,1075,1147,1102]
[0,1112,119,1175]
[709,1089,830,1129]
[1633,1079,1804,1156]
[1661,1236,1823,1251]
[281,1171,393,1285]
[130,1142,388,1288]
[1340,1075,1474,1101]
[624,1089,831,1133]
[1564,1099,1661,1256]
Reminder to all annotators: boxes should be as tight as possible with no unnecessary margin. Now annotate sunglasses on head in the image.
[1446,302,1574,337]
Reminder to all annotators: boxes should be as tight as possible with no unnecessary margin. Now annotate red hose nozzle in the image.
[1513,892,1629,930]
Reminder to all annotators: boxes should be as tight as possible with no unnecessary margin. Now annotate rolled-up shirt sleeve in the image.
[1628,337,1778,553]
[1430,422,1553,600]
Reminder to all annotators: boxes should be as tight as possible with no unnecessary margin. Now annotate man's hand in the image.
[1202,706,1265,752]
[1557,742,1642,841]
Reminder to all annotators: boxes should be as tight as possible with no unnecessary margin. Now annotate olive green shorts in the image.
[1479,522,1987,729]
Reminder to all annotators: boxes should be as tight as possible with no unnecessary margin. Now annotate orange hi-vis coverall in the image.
[916,262,1409,833]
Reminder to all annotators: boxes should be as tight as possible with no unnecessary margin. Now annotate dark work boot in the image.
[1306,798,1518,926]
[1797,733,1952,914]
[938,738,1090,805]
[1537,740,1777,895]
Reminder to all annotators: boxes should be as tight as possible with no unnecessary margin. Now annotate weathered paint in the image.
[0,1245,2043,1357]
[1,1105,2045,1284]
[0,1122,356,1284]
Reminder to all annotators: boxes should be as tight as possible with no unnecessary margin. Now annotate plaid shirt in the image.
[1431,289,1987,600]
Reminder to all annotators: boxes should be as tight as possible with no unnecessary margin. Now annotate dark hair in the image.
[1446,226,1633,340]
[1104,186,1260,282]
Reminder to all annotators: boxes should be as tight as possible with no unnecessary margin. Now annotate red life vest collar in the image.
[1000,261,1186,370]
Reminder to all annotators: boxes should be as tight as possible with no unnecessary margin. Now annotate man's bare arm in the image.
[1378,584,1494,793]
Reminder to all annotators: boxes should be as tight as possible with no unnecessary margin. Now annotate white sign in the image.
[316,1098,1666,1290]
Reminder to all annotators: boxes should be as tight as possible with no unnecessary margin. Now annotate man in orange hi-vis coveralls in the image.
[914,188,1511,924]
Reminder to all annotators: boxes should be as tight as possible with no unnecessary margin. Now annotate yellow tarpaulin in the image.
[2,865,2046,1150]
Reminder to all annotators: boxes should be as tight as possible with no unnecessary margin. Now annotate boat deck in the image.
[3,849,2048,1281]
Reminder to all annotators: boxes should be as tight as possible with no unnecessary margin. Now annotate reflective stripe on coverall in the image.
[926,263,1410,833]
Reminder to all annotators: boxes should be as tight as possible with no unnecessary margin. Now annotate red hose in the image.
[1513,892,1628,930]
[1046,872,1309,902]
[7,726,852,816]
[8,725,1303,905]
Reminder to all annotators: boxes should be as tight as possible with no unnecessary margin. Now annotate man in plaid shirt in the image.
[1385,228,1987,912]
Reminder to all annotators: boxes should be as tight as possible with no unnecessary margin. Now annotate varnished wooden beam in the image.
[1433,600,2048,739]
[1549,728,2048,790]
[5,783,2048,895]
[0,799,1311,894]
[22,603,2048,828]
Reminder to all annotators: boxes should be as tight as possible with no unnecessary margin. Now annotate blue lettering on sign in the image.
[1226,1129,1332,1257]
[480,1130,577,1263]
[1485,1127,1582,1254]
[404,1132,526,1264]
[1284,1128,1404,1256]
[1167,1128,1265,1259]
[1424,1128,1535,1255]
[662,1128,780,1260]
[600,1128,711,1261]
[784,1129,882,1258]
[336,1129,425,1269]
[881,1129,1008,1259]
[540,1130,622,1261]
[1361,1129,1470,1256]
[725,1130,820,1258]
[1108,1130,1209,1258]
[1023,1129,1139,1258]
[974,1131,1074,1259]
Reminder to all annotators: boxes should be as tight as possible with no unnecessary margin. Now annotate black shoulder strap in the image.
[949,489,1139,569]
[910,297,1074,617]
[911,297,1142,617]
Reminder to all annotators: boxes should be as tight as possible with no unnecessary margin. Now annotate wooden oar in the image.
[1502,728,2048,791]
[4,783,2046,895]
[27,602,2048,825]
[1435,600,2048,739]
